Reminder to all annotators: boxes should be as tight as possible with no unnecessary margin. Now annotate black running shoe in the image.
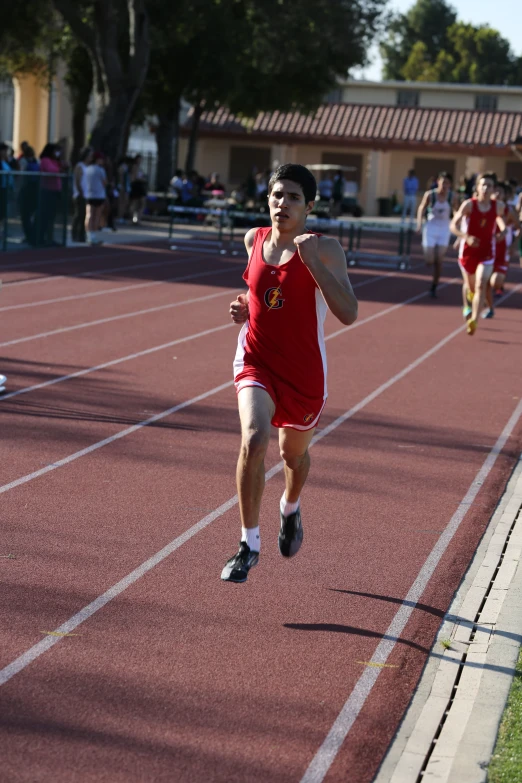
[429,283,437,298]
[278,508,303,558]
[221,541,259,583]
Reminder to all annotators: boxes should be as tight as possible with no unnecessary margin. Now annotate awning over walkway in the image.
[185,103,522,156]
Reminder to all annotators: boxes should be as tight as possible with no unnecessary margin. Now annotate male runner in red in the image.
[449,173,506,336]
[483,181,520,318]
[221,164,358,582]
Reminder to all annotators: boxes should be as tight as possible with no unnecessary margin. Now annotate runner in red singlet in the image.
[450,173,506,336]
[483,182,520,318]
[221,164,358,583]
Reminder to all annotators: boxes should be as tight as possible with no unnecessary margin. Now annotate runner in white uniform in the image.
[416,172,456,297]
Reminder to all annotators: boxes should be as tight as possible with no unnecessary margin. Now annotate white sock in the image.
[241,526,260,553]
[280,492,300,517]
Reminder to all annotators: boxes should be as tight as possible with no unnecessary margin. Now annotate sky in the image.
[356,0,521,81]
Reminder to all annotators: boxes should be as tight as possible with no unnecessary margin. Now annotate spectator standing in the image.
[17,141,29,163]
[38,143,64,245]
[180,172,194,204]
[205,172,225,194]
[402,168,419,224]
[18,146,40,244]
[72,146,93,242]
[0,143,14,226]
[129,154,147,224]
[84,152,107,245]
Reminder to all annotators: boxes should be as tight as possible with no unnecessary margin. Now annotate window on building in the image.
[475,94,498,111]
[229,146,271,185]
[324,88,343,104]
[397,90,420,107]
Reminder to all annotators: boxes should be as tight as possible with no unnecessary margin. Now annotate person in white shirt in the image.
[72,147,93,242]
[85,152,107,245]
[416,172,457,297]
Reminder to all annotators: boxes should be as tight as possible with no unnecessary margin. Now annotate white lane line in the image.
[2,286,517,685]
[1,276,442,402]
[0,263,236,312]
[0,319,235,401]
[0,267,240,348]
[299,396,522,783]
[0,249,137,272]
[1,255,206,290]
[0,261,391,310]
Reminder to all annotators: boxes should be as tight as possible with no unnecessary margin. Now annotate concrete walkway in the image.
[376,455,522,783]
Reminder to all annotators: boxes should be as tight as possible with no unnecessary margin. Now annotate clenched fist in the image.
[230,293,249,324]
[294,233,320,267]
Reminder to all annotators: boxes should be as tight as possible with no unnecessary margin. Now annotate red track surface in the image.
[1,239,521,782]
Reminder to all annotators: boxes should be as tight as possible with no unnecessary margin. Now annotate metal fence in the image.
[168,206,413,269]
[0,171,71,252]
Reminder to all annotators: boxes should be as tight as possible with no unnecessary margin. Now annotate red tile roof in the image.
[186,103,522,155]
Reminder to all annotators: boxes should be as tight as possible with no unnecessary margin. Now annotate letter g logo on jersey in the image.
[264,286,284,310]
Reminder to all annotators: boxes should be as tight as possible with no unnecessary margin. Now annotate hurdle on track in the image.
[168,206,412,269]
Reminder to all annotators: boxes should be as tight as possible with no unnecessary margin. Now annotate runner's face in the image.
[477,178,494,199]
[268,179,314,230]
[495,186,505,201]
[437,177,450,194]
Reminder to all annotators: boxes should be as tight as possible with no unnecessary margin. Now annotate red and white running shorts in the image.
[235,366,326,431]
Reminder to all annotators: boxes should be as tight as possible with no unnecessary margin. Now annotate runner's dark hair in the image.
[438,171,452,182]
[268,164,317,203]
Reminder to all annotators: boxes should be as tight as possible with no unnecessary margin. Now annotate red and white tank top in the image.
[233,227,328,399]
[460,198,497,262]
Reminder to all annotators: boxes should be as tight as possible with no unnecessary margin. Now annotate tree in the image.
[447,23,515,85]
[380,0,457,81]
[52,0,150,161]
[381,0,518,86]
[135,0,388,190]
[63,39,94,164]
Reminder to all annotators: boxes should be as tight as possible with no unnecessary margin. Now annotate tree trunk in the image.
[53,0,150,163]
[185,100,204,174]
[89,89,144,162]
[155,98,180,191]
[70,100,87,165]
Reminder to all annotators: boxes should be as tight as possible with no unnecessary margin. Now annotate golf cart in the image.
[306,163,363,218]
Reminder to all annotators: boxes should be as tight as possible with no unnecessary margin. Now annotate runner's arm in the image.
[230,229,253,324]
[507,205,520,232]
[295,235,357,325]
[450,199,472,240]
[244,227,256,257]
[416,191,429,232]
[495,201,507,235]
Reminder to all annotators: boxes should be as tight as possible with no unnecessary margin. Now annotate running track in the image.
[1,239,521,783]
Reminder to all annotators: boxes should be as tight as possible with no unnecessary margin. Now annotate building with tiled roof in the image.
[180,80,522,216]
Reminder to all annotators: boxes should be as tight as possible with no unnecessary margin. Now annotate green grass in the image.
[488,648,522,783]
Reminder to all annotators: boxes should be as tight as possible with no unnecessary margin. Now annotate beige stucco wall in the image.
[341,85,396,105]
[385,151,470,196]
[13,73,49,156]
[498,95,522,112]
[184,137,517,216]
